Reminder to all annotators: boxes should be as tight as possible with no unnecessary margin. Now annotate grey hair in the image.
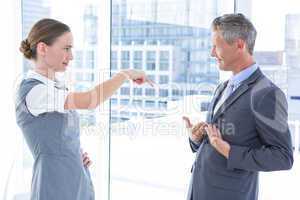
[212,13,257,55]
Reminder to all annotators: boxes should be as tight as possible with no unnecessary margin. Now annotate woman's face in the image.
[41,31,74,72]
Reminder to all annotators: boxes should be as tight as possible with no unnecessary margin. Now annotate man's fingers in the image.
[192,124,201,133]
[211,125,221,138]
[192,122,204,132]
[214,125,222,138]
[182,116,193,128]
[205,124,212,135]
[192,122,208,135]
[210,136,220,146]
[205,125,224,148]
[199,123,208,134]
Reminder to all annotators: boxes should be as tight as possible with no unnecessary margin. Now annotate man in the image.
[183,13,293,200]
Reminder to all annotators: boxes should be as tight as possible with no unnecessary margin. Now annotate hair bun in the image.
[20,39,33,59]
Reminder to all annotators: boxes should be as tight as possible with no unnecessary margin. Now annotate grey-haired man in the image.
[183,13,293,200]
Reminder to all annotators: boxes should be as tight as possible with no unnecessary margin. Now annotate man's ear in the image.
[36,42,48,57]
[236,39,246,52]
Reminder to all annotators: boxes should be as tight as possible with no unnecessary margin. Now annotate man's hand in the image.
[205,124,231,159]
[182,116,207,143]
[82,151,92,168]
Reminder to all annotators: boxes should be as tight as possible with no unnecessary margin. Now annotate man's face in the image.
[210,30,240,71]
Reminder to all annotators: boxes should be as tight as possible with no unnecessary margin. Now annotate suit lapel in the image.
[212,84,249,120]
[206,82,227,123]
[212,68,263,122]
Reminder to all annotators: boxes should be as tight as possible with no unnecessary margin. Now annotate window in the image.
[111,51,118,60]
[121,51,130,60]
[134,51,143,60]
[146,52,156,71]
[172,89,183,96]
[110,1,233,199]
[14,1,300,200]
[200,102,210,111]
[111,61,118,70]
[159,89,169,97]
[75,50,83,68]
[121,61,130,69]
[111,98,118,105]
[121,51,130,69]
[132,100,143,107]
[159,75,169,84]
[133,88,142,96]
[86,51,95,69]
[145,88,155,96]
[145,100,155,108]
[120,87,130,95]
[159,51,169,61]
[148,75,156,83]
[133,61,142,69]
[159,62,169,71]
[120,98,130,105]
[146,62,156,70]
[147,51,156,61]
[133,51,143,69]
[158,101,168,109]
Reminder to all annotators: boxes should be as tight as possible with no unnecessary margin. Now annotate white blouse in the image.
[25,70,68,117]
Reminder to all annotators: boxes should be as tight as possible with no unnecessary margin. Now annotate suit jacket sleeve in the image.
[189,137,203,153]
[227,87,294,172]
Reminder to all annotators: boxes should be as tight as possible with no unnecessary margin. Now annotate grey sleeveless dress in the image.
[15,78,95,200]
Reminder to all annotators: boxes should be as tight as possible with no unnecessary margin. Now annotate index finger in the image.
[205,124,213,136]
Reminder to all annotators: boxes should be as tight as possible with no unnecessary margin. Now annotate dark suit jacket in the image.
[187,68,293,200]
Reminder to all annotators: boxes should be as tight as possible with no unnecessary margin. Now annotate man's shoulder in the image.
[251,71,286,106]
[254,71,282,93]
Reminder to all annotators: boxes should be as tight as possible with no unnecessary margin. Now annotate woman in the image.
[15,18,152,200]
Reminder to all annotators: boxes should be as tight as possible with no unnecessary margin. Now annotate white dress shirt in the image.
[25,70,68,116]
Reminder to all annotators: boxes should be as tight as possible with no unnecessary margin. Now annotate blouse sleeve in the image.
[25,84,68,116]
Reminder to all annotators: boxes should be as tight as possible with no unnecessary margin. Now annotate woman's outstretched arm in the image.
[64,69,153,110]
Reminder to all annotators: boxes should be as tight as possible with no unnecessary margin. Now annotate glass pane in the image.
[134,51,143,60]
[110,0,233,199]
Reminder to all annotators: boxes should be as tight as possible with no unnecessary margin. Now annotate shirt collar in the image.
[26,70,64,88]
[228,63,258,87]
